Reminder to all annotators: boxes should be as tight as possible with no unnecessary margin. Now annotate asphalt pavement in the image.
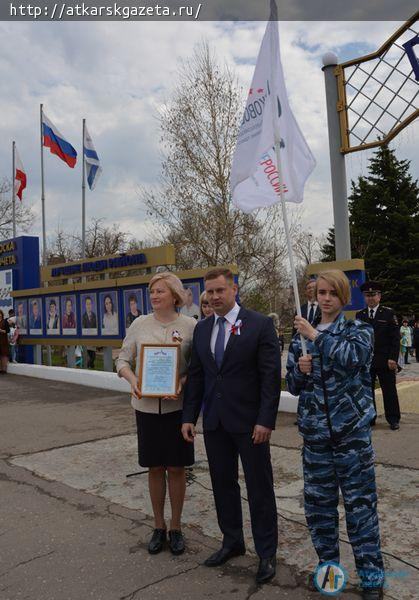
[0,374,417,600]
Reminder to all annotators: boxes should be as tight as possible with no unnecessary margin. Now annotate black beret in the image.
[360,280,382,293]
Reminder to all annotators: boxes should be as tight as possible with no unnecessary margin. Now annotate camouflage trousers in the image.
[303,427,385,588]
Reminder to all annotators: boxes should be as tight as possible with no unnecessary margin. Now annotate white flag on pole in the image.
[231,0,316,213]
[84,124,102,190]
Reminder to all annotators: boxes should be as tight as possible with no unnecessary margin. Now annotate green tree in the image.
[321,145,419,315]
[320,227,336,262]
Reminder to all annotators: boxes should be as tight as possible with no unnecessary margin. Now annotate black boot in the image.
[256,555,276,584]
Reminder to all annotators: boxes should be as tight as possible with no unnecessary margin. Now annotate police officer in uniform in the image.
[356,281,401,430]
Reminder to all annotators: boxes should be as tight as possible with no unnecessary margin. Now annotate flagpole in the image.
[269,9,307,355]
[12,141,16,238]
[82,118,86,258]
[40,103,47,266]
[275,146,307,355]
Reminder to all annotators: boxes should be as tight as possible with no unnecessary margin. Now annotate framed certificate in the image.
[139,344,180,398]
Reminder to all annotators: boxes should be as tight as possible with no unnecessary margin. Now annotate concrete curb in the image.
[6,363,299,413]
[375,380,419,414]
[7,363,130,393]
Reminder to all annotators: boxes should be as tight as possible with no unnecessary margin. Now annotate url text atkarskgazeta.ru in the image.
[9,2,203,20]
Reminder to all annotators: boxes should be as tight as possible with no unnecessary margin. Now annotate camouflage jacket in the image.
[286,313,376,442]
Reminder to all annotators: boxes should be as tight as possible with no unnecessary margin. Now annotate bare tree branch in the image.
[0,178,35,238]
[139,42,299,309]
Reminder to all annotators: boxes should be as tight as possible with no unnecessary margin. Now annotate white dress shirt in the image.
[369,304,379,319]
[307,301,319,320]
[210,302,241,355]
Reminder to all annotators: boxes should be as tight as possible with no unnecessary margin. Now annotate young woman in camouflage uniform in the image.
[286,270,384,600]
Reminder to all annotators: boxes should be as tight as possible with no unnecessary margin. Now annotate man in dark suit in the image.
[291,279,321,337]
[82,296,97,329]
[356,281,401,430]
[182,268,281,585]
[29,300,42,329]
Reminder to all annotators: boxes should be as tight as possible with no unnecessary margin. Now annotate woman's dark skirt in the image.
[135,409,194,468]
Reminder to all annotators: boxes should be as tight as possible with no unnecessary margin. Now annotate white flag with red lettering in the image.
[230,0,316,212]
[14,147,27,201]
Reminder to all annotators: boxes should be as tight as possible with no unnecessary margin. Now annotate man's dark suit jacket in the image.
[291,302,321,338]
[356,305,400,369]
[82,312,97,328]
[183,307,281,433]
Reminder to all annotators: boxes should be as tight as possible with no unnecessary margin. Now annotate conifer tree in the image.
[320,145,419,316]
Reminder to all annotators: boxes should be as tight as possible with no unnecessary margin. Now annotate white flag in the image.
[231,0,316,213]
[84,124,102,190]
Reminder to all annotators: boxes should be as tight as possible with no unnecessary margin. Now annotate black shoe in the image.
[362,586,384,600]
[204,545,246,567]
[390,422,400,430]
[256,555,276,584]
[148,528,166,554]
[168,530,185,555]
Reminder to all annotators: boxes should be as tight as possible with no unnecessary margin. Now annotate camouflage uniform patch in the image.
[286,314,384,588]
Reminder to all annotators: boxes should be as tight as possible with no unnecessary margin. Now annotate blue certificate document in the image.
[139,344,180,397]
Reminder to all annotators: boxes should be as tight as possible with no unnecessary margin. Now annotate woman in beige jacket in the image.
[117,272,196,556]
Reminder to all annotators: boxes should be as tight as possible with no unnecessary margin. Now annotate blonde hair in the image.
[148,272,186,308]
[315,270,351,306]
[199,290,209,309]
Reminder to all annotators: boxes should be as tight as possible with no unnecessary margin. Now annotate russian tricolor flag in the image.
[42,113,77,168]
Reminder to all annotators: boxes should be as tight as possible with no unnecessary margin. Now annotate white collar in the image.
[370,304,379,314]
[214,303,241,327]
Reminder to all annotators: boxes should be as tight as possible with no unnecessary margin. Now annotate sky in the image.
[0,19,418,248]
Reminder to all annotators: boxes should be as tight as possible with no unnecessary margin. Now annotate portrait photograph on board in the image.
[99,290,119,335]
[180,282,201,320]
[123,289,143,329]
[14,299,28,335]
[81,293,98,336]
[29,297,43,334]
[46,296,60,335]
[61,295,77,335]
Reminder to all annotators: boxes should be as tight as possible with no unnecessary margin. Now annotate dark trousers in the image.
[87,350,96,369]
[204,424,278,558]
[415,345,419,362]
[370,366,400,425]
